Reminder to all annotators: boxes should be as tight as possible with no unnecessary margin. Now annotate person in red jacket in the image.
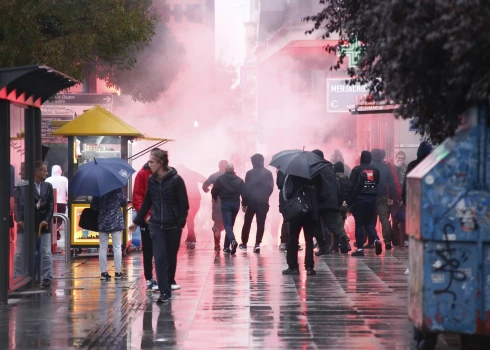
[132,161,157,291]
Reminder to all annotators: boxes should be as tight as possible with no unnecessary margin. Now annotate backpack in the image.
[281,175,314,223]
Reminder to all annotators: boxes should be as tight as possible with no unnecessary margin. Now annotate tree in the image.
[0,0,182,102]
[305,0,490,143]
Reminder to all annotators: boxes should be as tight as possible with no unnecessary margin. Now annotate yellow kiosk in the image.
[52,106,142,255]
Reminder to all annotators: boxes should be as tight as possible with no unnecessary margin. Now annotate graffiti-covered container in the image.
[407,106,490,335]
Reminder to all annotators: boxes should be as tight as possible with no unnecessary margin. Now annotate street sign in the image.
[45,93,114,105]
[41,93,114,144]
[326,79,369,113]
[41,114,75,144]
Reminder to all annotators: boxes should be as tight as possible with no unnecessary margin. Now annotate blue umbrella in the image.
[70,158,136,197]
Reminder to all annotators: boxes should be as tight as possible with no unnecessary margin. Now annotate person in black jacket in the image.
[332,161,353,252]
[402,141,433,204]
[312,149,350,255]
[211,163,244,254]
[348,151,383,257]
[240,154,274,253]
[130,149,189,304]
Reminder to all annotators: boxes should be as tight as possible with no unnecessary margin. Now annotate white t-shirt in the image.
[46,165,68,204]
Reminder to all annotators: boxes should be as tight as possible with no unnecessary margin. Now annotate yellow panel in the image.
[52,105,142,137]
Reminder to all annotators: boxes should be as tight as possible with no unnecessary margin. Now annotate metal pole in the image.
[52,213,71,264]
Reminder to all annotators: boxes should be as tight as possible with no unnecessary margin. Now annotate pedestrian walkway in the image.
[1,245,460,349]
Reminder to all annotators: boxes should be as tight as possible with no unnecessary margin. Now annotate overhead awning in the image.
[0,65,78,108]
[52,105,142,137]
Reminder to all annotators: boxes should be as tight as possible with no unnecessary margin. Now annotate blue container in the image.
[407,106,490,335]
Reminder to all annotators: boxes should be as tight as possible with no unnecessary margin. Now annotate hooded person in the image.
[331,149,352,177]
[239,154,274,253]
[370,149,400,249]
[402,141,433,204]
[203,160,230,251]
[348,151,383,257]
[312,150,350,255]
[46,165,68,234]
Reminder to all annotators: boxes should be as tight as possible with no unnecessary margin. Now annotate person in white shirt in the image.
[46,165,68,236]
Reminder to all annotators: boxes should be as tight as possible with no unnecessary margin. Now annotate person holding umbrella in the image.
[91,187,127,281]
[270,150,326,275]
[129,149,189,304]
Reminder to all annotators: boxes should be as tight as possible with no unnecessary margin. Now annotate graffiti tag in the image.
[432,224,468,304]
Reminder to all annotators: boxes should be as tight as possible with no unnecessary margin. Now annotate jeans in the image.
[34,233,52,281]
[149,225,182,292]
[186,199,200,243]
[376,195,393,243]
[99,231,122,274]
[241,202,269,245]
[140,222,154,281]
[352,195,380,249]
[221,201,240,243]
[287,219,316,269]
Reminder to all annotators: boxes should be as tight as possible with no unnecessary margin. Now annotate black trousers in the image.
[241,203,269,245]
[140,222,154,281]
[280,220,289,244]
[352,195,380,249]
[287,219,316,269]
[148,225,182,293]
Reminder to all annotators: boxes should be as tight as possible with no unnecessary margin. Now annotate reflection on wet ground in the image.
[1,244,461,349]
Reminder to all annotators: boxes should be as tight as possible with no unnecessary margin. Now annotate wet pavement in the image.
[1,243,462,349]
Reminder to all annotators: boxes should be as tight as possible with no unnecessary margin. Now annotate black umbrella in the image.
[269,149,328,179]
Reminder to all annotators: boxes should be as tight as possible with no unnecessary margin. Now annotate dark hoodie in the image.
[242,154,274,206]
[348,151,380,203]
[211,171,245,203]
[134,167,190,229]
[371,149,399,200]
[402,141,432,204]
[312,149,341,211]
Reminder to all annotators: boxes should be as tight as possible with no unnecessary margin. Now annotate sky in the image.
[215,0,251,65]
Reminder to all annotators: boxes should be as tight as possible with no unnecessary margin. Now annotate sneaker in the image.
[253,244,260,253]
[223,247,231,253]
[157,291,171,304]
[279,243,287,251]
[405,268,410,275]
[100,272,111,281]
[42,279,51,288]
[339,235,349,254]
[171,284,181,291]
[282,268,300,275]
[306,268,317,276]
[315,246,331,256]
[351,249,364,257]
[404,241,409,247]
[115,272,127,280]
[375,240,383,256]
[186,242,196,249]
[146,279,158,291]
[239,243,247,251]
[385,243,392,250]
[231,240,238,254]
[313,238,319,249]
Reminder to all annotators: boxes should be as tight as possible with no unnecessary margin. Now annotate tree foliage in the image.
[305,0,490,143]
[0,0,181,102]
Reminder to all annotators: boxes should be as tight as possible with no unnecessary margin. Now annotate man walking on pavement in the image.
[132,159,158,292]
[371,149,400,250]
[312,149,350,255]
[177,165,207,250]
[240,154,274,253]
[211,163,244,254]
[203,160,229,251]
[348,151,383,257]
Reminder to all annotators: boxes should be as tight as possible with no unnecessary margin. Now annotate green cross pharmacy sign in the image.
[339,40,362,68]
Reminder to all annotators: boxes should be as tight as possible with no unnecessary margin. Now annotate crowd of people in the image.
[14,142,432,304]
